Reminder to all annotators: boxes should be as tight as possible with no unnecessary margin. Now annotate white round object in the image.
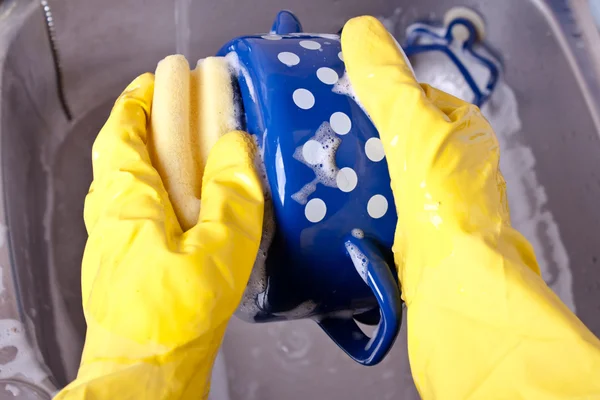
[443,6,486,41]
[451,24,470,43]
[293,88,315,110]
[262,34,282,40]
[302,140,323,165]
[330,112,351,135]
[336,167,358,192]
[367,195,388,219]
[338,51,344,61]
[305,198,327,223]
[365,137,385,162]
[300,40,321,50]
[316,67,339,85]
[277,51,300,66]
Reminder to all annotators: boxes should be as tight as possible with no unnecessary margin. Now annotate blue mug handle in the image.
[316,234,403,366]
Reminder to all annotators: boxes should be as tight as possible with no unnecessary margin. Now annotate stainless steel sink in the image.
[1,0,599,398]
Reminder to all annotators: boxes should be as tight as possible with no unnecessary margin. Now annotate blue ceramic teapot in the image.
[217,11,402,366]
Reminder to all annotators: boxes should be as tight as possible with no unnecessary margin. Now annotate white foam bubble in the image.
[351,228,365,239]
[376,7,404,35]
[345,242,369,284]
[225,52,256,103]
[0,319,51,384]
[332,72,371,120]
[4,384,20,396]
[291,122,341,205]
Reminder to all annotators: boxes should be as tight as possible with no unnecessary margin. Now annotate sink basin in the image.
[1,0,599,398]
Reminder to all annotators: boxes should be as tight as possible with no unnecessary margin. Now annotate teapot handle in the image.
[316,235,403,366]
[271,10,303,35]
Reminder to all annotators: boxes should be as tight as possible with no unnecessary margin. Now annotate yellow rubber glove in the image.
[55,73,264,399]
[342,16,600,399]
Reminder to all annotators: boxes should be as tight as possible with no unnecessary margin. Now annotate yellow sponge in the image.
[149,55,238,231]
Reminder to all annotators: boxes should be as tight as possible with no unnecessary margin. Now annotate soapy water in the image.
[4,384,20,396]
[0,319,53,392]
[410,48,575,311]
[291,122,341,205]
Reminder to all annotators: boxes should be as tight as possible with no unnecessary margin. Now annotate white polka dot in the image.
[338,51,344,61]
[367,195,388,219]
[262,34,282,40]
[300,40,321,50]
[302,140,323,165]
[305,198,327,223]
[293,88,315,110]
[365,137,385,162]
[316,67,338,85]
[278,52,300,66]
[336,168,358,192]
[330,112,351,135]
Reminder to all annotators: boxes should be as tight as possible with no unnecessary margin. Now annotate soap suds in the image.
[351,228,365,239]
[236,133,275,321]
[377,7,404,35]
[291,122,341,205]
[226,52,256,103]
[4,384,20,396]
[345,241,368,284]
[332,73,370,119]
[410,50,575,310]
[0,320,51,385]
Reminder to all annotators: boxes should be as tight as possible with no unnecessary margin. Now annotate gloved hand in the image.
[55,73,264,399]
[341,16,600,399]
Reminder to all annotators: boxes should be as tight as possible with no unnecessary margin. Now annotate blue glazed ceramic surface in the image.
[217,11,402,365]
